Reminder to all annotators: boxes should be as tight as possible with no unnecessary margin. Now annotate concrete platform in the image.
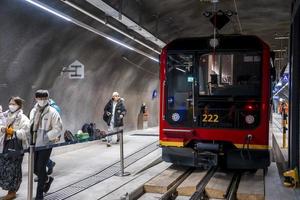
[0,127,159,199]
[265,163,299,200]
[272,113,288,169]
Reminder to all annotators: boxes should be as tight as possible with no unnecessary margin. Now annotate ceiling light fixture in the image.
[273,82,288,97]
[274,36,289,40]
[26,0,72,22]
[24,0,159,63]
[61,0,161,54]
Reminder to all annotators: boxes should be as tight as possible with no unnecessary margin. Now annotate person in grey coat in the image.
[29,90,63,200]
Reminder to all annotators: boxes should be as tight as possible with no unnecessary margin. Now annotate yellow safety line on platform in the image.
[159,140,186,147]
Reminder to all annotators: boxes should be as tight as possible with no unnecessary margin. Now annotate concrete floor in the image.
[272,113,289,161]
[268,113,300,199]
[1,118,299,200]
[0,127,159,199]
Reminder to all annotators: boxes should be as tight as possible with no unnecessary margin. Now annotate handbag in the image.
[3,119,23,158]
[3,132,23,158]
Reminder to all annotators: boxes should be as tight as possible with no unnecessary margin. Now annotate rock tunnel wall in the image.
[0,0,159,132]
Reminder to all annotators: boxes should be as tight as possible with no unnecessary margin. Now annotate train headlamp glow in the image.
[209,38,219,48]
[245,115,255,124]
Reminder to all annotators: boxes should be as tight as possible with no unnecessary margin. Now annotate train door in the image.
[166,53,197,127]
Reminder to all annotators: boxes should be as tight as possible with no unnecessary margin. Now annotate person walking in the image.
[103,92,126,147]
[29,90,63,200]
[0,97,30,200]
[0,105,7,126]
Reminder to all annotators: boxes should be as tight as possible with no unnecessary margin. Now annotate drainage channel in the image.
[45,141,158,200]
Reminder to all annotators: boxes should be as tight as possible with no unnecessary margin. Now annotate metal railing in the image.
[0,129,127,200]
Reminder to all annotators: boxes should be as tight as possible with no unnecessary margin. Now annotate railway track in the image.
[137,165,263,200]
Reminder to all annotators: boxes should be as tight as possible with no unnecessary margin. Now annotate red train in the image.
[159,35,272,169]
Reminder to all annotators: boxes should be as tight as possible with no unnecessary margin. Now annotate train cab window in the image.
[198,53,261,97]
[166,54,194,126]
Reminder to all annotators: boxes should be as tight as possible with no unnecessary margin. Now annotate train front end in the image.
[159,35,271,169]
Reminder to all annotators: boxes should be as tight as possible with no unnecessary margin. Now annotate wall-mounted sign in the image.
[152,89,158,99]
[62,60,85,79]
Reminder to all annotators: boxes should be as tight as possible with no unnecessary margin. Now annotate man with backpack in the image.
[30,90,63,200]
[103,92,126,147]
[34,99,60,183]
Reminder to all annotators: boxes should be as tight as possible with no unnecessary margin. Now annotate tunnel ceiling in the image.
[40,0,291,58]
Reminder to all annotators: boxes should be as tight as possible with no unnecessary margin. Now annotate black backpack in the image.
[82,123,96,137]
[64,130,77,142]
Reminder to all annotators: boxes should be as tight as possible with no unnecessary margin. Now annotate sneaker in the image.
[34,177,38,182]
[43,176,54,193]
[106,143,111,147]
[47,162,56,175]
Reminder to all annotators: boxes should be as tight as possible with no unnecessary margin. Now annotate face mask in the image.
[0,113,3,118]
[9,105,19,113]
[37,100,48,107]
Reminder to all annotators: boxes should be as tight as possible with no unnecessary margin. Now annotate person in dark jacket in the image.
[103,92,126,147]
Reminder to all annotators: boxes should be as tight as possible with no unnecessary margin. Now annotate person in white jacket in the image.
[0,105,7,127]
[0,97,30,200]
[29,90,63,200]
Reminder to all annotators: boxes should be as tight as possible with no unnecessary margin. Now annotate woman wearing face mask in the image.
[0,97,30,200]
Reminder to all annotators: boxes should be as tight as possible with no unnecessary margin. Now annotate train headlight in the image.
[245,115,255,124]
[172,113,180,122]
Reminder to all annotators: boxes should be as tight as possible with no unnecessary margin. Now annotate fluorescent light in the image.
[274,36,289,40]
[24,0,159,63]
[273,82,289,97]
[106,36,134,51]
[276,81,282,87]
[62,0,161,54]
[273,49,287,52]
[25,0,72,22]
[176,67,186,73]
[147,55,159,63]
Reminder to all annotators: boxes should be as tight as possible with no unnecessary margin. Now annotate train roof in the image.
[165,34,268,51]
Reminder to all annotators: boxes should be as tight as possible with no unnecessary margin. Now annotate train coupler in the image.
[283,168,299,188]
[196,151,218,169]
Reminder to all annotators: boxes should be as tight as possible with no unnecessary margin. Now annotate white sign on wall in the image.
[62,60,85,79]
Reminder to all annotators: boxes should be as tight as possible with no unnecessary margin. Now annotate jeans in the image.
[107,122,120,144]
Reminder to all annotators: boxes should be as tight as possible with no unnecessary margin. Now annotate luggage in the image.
[81,123,96,137]
[64,130,77,142]
[94,129,106,139]
[75,130,90,142]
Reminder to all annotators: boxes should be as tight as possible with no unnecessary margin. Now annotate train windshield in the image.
[166,52,262,127]
[198,53,261,96]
